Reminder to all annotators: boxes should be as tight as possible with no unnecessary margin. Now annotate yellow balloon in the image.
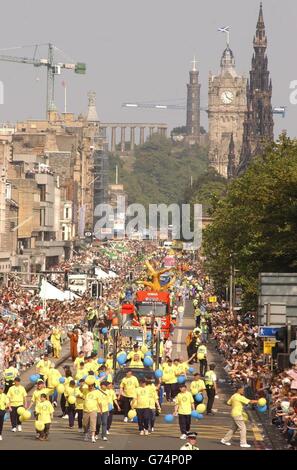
[196,404,206,414]
[35,420,45,432]
[17,407,26,416]
[19,415,25,423]
[128,409,137,420]
[51,380,59,388]
[68,395,76,405]
[258,398,267,407]
[22,410,31,421]
[57,384,65,394]
[85,376,95,386]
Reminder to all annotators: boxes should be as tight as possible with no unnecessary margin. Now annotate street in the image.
[0,301,271,451]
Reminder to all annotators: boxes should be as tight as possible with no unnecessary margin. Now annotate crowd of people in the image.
[210,306,297,449]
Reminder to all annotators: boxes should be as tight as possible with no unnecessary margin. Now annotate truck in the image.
[135,290,172,339]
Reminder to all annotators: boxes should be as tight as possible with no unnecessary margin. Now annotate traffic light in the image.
[276,327,288,353]
[91,282,98,298]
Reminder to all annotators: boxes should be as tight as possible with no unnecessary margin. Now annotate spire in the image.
[218,26,237,76]
[254,2,267,51]
[87,91,99,122]
[191,56,198,72]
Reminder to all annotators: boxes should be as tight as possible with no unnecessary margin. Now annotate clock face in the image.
[221,90,234,104]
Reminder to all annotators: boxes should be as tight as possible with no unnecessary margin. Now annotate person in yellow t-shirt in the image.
[146,380,161,433]
[162,359,178,402]
[50,328,62,358]
[0,383,9,440]
[74,351,85,370]
[106,383,121,434]
[75,379,88,432]
[3,362,18,393]
[64,380,76,428]
[35,394,54,441]
[174,384,194,440]
[132,380,151,435]
[105,354,113,370]
[120,371,139,422]
[7,377,27,432]
[190,373,206,405]
[36,354,52,382]
[83,384,103,443]
[75,362,88,381]
[129,353,144,368]
[29,380,51,413]
[96,382,110,440]
[221,385,257,448]
[128,345,144,365]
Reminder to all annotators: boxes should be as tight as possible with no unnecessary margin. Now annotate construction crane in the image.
[122,102,207,112]
[122,102,286,117]
[0,43,86,117]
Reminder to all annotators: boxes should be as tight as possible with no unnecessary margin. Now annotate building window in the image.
[39,185,46,202]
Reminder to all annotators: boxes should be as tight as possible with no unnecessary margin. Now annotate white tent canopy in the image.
[95,267,110,280]
[39,279,79,301]
[108,270,118,278]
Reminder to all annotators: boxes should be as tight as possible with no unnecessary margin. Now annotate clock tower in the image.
[208,39,247,177]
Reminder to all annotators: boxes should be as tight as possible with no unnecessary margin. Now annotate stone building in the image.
[208,39,247,178]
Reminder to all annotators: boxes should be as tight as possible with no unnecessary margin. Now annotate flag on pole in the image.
[218,26,230,33]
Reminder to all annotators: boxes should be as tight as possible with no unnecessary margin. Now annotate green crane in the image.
[0,42,86,117]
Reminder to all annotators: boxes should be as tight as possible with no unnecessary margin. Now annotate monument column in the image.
[140,127,145,145]
[111,127,117,152]
[130,126,135,151]
[149,126,154,138]
[120,127,126,153]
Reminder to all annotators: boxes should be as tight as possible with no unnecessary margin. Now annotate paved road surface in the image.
[0,300,273,450]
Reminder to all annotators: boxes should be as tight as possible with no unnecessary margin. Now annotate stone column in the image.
[111,127,117,152]
[140,127,145,145]
[149,126,154,138]
[120,127,126,153]
[130,127,135,152]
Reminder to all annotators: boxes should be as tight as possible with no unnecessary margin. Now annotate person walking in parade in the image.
[0,384,9,441]
[221,384,258,448]
[174,383,195,440]
[204,363,217,415]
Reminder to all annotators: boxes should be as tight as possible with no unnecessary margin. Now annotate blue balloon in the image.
[257,405,267,413]
[29,374,39,383]
[144,351,152,357]
[191,410,200,419]
[102,327,108,335]
[177,375,186,384]
[188,367,195,374]
[117,353,127,365]
[155,369,163,379]
[99,372,106,378]
[196,413,204,420]
[97,357,105,364]
[59,377,66,384]
[133,416,138,423]
[164,414,175,423]
[195,393,203,403]
[143,356,153,367]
